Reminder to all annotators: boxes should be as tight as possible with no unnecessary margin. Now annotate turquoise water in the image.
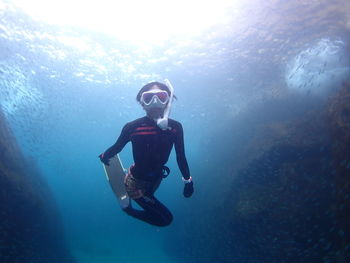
[1,0,350,262]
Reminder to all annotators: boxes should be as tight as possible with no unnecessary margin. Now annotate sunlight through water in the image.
[11,0,239,45]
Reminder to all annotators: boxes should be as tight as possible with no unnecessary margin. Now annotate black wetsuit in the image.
[103,116,190,226]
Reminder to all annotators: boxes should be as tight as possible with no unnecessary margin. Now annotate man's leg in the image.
[123,195,173,227]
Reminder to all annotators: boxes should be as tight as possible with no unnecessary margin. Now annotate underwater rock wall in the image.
[0,111,74,263]
[327,82,350,261]
[166,85,350,263]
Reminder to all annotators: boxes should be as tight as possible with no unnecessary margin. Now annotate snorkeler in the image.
[99,81,194,227]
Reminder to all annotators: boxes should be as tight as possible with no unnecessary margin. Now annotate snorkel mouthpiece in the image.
[157,79,174,130]
[157,117,168,130]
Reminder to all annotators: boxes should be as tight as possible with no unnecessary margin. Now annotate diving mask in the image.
[140,90,169,108]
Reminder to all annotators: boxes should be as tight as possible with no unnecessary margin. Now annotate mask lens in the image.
[142,93,155,104]
[156,91,169,103]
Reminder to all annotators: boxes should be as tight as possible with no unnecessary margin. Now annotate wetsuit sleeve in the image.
[103,124,130,159]
[174,123,191,180]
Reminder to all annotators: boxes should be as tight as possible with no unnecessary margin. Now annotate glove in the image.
[183,181,194,198]
[99,153,110,166]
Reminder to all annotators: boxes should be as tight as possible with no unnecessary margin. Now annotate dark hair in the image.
[136,81,177,102]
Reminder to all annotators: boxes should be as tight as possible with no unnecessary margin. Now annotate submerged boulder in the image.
[166,85,350,263]
[0,111,74,263]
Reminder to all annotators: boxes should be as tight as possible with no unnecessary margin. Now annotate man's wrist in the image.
[182,176,192,184]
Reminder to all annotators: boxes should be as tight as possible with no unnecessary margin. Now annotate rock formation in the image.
[0,110,74,263]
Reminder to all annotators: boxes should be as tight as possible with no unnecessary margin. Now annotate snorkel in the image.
[157,79,174,130]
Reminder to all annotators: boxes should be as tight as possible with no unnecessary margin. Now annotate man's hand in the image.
[99,153,110,166]
[183,181,194,198]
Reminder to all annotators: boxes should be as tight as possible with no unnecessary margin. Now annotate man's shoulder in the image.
[168,118,183,129]
[125,116,149,128]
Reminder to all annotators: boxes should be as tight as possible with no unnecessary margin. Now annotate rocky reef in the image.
[0,111,74,263]
[166,84,350,263]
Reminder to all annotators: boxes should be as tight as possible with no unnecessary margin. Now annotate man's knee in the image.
[122,205,136,216]
[157,212,173,227]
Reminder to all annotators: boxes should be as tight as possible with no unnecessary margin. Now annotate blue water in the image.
[1,0,350,262]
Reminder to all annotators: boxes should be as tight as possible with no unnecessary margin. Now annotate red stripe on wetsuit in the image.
[135,126,156,131]
[132,126,157,136]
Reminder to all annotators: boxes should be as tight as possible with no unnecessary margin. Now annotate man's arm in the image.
[174,123,191,180]
[174,123,194,198]
[100,124,130,162]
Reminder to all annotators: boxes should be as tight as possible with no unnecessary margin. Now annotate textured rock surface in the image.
[0,111,74,263]
[166,85,350,263]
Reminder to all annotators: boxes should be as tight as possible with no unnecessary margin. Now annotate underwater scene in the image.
[1,0,350,262]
